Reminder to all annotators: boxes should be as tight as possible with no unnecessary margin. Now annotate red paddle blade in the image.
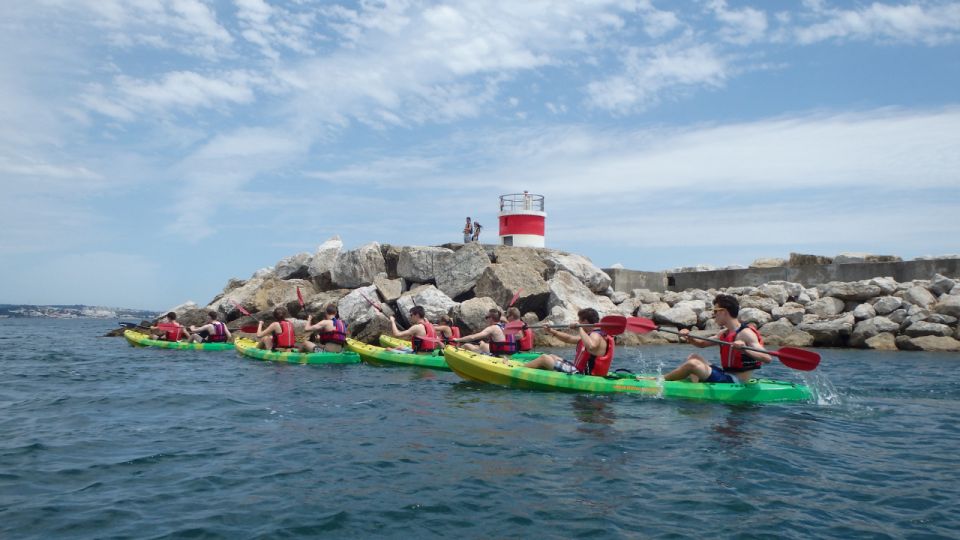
[296,287,305,307]
[597,315,627,335]
[360,292,383,313]
[772,347,821,371]
[503,320,526,335]
[231,324,259,333]
[508,289,522,308]
[626,316,658,333]
[233,301,252,317]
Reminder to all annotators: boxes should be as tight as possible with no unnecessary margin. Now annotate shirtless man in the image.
[389,306,437,353]
[455,308,513,356]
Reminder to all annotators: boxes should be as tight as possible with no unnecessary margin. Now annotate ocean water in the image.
[1,318,958,539]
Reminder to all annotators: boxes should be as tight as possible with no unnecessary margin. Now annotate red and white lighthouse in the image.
[498,191,545,247]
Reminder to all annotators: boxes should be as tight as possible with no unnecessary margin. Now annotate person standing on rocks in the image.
[472,220,482,243]
[463,217,473,243]
[300,304,347,353]
[455,308,514,356]
[388,306,437,353]
[523,308,614,375]
[257,307,296,351]
[665,294,771,383]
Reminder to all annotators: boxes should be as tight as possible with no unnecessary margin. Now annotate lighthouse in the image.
[498,191,545,247]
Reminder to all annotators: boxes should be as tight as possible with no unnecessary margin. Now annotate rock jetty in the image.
[162,236,960,352]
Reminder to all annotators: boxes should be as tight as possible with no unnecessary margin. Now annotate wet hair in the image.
[409,305,426,319]
[486,308,502,321]
[207,311,219,321]
[325,304,338,317]
[273,306,288,321]
[506,307,521,321]
[577,308,600,324]
[713,294,740,317]
[166,312,177,321]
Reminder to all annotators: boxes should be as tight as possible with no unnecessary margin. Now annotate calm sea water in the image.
[1,319,958,539]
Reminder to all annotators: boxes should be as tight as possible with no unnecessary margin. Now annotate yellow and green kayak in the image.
[234,337,360,365]
[359,335,541,371]
[124,329,235,351]
[443,346,812,403]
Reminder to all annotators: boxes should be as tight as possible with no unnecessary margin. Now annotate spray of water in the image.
[800,369,844,406]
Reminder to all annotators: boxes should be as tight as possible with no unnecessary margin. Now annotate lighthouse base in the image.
[499,234,544,248]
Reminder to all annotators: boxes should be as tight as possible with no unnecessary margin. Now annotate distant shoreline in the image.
[0,304,158,320]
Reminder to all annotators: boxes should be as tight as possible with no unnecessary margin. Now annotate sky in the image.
[2,0,959,310]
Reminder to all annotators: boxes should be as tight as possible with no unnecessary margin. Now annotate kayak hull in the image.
[443,346,812,403]
[124,329,235,351]
[234,337,360,365]
[348,338,450,370]
[378,335,541,362]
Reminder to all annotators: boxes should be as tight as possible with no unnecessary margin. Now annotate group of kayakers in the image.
[145,293,772,385]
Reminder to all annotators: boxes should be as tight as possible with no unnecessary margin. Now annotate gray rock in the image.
[379,243,402,278]
[757,284,789,305]
[492,246,547,276]
[804,287,820,301]
[396,285,458,326]
[631,289,662,304]
[926,313,958,325]
[852,303,877,321]
[767,280,805,299]
[869,276,898,295]
[817,281,882,301]
[307,236,343,289]
[653,306,698,327]
[887,308,909,325]
[772,302,806,325]
[896,335,960,352]
[788,253,833,266]
[903,286,937,309]
[275,252,312,280]
[849,316,900,347]
[872,296,902,315]
[546,271,618,322]
[252,267,274,279]
[807,297,845,318]
[799,313,855,346]
[674,299,707,316]
[303,289,352,315]
[396,246,454,283]
[661,291,692,306]
[542,252,612,293]
[331,242,387,288]
[456,297,500,334]
[338,285,392,328]
[750,257,786,268]
[350,314,395,344]
[373,272,404,303]
[637,301,670,320]
[932,294,960,318]
[864,332,898,351]
[207,277,266,319]
[473,263,550,316]
[904,321,954,338]
[726,286,758,296]
[609,291,629,304]
[738,307,772,326]
[759,319,815,348]
[739,295,779,313]
[436,243,490,299]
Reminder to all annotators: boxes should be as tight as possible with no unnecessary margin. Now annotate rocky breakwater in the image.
[157,236,960,352]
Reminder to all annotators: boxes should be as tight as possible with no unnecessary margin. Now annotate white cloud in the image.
[795,2,960,45]
[708,0,768,45]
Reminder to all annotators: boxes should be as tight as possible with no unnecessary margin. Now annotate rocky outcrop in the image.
[436,242,490,299]
[473,263,550,316]
[331,242,386,288]
[396,246,454,283]
[542,252,611,294]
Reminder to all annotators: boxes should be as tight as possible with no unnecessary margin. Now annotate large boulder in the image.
[374,273,404,303]
[788,253,832,266]
[303,289,352,315]
[207,277,265,320]
[759,319,814,348]
[473,263,551,316]
[738,295,779,313]
[772,302,806,325]
[492,246,548,276]
[904,321,954,338]
[251,278,315,316]
[338,285,393,328]
[738,307,772,326]
[930,274,957,296]
[274,252,312,280]
[903,286,937,309]
[852,303,877,321]
[807,297,845,318]
[653,306,698,327]
[799,313,855,346]
[750,257,786,268]
[631,289,662,304]
[896,335,960,352]
[331,242,387,288]
[932,294,960,318]
[756,284,790,305]
[864,332,898,351]
[436,242,490,299]
[817,281,882,301]
[307,235,344,290]
[379,243,402,278]
[849,316,900,347]
[869,277,898,295]
[456,297,500,333]
[542,252,611,294]
[872,296,903,315]
[395,285,458,327]
[396,246,454,283]
[545,270,618,321]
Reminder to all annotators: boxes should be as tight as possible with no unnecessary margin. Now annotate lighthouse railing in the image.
[499,193,544,212]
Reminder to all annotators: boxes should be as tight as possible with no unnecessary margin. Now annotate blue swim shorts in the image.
[704,365,738,384]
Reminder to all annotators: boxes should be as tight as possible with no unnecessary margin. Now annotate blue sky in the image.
[2,0,959,310]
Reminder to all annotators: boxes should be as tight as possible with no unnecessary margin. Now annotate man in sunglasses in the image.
[665,294,771,383]
[454,308,514,356]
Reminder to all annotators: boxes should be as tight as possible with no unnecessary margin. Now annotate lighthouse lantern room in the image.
[498,191,546,247]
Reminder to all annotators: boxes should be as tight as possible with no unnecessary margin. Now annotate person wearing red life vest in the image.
[149,312,187,342]
[300,304,348,353]
[455,308,514,356]
[505,307,534,352]
[665,294,772,383]
[523,308,615,376]
[189,311,231,343]
[388,305,438,353]
[434,314,461,346]
[257,307,296,351]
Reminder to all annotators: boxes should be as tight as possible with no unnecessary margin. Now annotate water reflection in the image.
[709,405,761,447]
[571,395,616,426]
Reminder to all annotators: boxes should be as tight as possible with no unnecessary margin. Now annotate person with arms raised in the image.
[665,294,771,383]
[524,308,614,376]
[300,304,348,353]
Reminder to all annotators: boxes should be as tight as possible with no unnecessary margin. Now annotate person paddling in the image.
[524,308,614,376]
[149,312,188,342]
[257,307,296,351]
[388,306,437,353]
[664,294,771,383]
[189,311,231,344]
[505,307,534,352]
[455,308,515,357]
[434,314,461,346]
[300,304,348,353]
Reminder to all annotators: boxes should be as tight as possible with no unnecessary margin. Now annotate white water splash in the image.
[800,370,844,406]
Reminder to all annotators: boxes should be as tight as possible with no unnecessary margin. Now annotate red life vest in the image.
[719,323,763,372]
[441,325,461,345]
[412,320,437,352]
[156,322,183,341]
[518,327,534,352]
[208,321,227,342]
[317,318,348,345]
[274,320,295,349]
[489,323,519,355]
[572,330,615,376]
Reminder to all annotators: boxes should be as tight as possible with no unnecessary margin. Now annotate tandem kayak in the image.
[124,329,235,351]
[378,335,542,361]
[347,338,451,370]
[443,346,812,403]
[234,337,360,365]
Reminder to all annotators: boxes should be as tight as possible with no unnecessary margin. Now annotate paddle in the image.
[627,316,821,371]
[361,291,408,330]
[503,315,629,336]
[296,287,306,314]
[507,288,522,308]
[232,301,252,317]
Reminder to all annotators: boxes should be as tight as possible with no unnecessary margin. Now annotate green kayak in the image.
[375,335,542,366]
[443,346,812,403]
[234,337,360,365]
[124,329,235,351]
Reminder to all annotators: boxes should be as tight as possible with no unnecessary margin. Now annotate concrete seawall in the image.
[606,259,960,293]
